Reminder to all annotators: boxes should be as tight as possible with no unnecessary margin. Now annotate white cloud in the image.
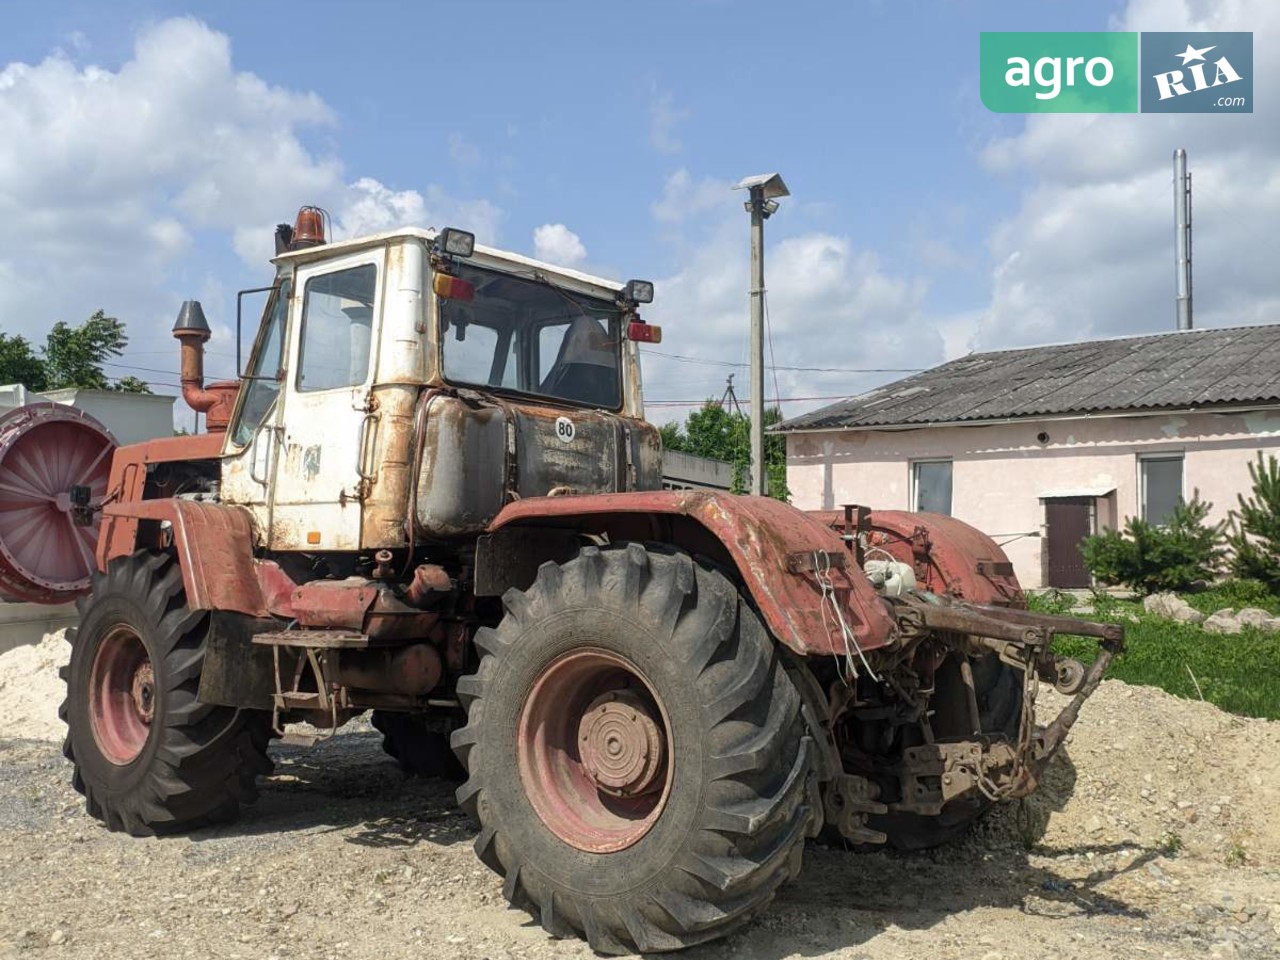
[652,169,730,224]
[970,0,1280,350]
[447,131,481,167]
[0,16,502,389]
[649,88,689,155]
[532,223,587,265]
[643,213,943,423]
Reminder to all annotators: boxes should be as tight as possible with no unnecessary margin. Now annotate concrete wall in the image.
[37,388,176,445]
[785,408,1280,589]
[0,602,77,656]
[662,450,734,491]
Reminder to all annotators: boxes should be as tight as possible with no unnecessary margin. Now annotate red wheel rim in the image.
[89,625,155,765]
[518,649,673,853]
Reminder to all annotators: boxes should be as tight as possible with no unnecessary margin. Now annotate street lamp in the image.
[732,173,789,496]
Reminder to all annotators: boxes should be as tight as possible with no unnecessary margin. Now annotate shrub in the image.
[1080,494,1225,594]
[1228,452,1280,593]
[1186,578,1280,617]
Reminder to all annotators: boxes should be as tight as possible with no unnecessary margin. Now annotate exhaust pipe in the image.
[172,300,238,432]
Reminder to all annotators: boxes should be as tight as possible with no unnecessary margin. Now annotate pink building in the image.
[778,325,1280,589]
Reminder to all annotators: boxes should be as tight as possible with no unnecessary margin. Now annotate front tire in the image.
[60,551,273,836]
[452,544,814,954]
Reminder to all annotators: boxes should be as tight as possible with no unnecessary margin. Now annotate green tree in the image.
[0,311,151,394]
[659,401,789,500]
[1229,452,1280,592]
[1081,493,1225,594]
[0,333,48,390]
[111,375,153,395]
[44,310,129,390]
[658,421,686,453]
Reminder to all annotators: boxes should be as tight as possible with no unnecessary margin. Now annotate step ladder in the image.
[252,629,368,741]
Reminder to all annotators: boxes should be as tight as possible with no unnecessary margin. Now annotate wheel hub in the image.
[131,662,156,724]
[577,690,665,797]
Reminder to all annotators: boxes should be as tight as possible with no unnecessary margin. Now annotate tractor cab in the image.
[215,209,663,552]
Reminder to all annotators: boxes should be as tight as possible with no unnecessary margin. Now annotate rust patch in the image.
[810,509,1025,606]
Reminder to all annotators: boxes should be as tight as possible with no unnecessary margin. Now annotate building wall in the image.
[785,409,1280,589]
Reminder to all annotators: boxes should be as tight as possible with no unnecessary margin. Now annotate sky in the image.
[0,0,1274,425]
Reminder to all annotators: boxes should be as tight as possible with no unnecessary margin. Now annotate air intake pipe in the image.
[172,300,238,432]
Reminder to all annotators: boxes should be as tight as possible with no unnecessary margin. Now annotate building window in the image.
[1140,455,1184,525]
[912,459,953,516]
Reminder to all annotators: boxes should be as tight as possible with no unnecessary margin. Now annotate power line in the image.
[100,359,236,381]
[641,347,921,375]
[647,393,854,407]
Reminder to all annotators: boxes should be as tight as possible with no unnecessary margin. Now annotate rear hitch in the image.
[894,596,1124,804]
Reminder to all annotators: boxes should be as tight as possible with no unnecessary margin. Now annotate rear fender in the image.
[484,491,898,657]
[810,509,1024,605]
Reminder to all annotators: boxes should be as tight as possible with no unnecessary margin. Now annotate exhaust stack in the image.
[172,300,237,432]
[1174,148,1193,331]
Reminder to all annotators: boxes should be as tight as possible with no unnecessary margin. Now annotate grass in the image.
[1028,584,1280,721]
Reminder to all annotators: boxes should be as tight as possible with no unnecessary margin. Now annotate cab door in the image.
[269,248,384,551]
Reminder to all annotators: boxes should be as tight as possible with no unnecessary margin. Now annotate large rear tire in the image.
[60,551,273,836]
[452,544,814,954]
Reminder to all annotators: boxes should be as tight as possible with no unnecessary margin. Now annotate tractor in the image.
[0,207,1123,954]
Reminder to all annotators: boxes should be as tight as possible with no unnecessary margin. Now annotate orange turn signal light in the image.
[433,272,475,302]
[627,321,662,344]
[307,531,321,545]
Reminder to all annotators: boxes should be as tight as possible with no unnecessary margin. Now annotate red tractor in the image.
[0,208,1121,954]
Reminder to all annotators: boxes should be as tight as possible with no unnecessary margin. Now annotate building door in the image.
[1044,497,1093,588]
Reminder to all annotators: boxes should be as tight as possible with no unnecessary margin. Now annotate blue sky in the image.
[0,0,1273,418]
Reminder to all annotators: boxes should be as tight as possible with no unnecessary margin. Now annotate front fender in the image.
[98,499,267,616]
[488,491,899,658]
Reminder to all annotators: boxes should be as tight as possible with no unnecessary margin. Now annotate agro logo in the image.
[979,33,1138,114]
[1152,43,1242,100]
[1140,32,1253,113]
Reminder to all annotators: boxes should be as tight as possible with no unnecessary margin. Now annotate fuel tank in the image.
[414,392,661,538]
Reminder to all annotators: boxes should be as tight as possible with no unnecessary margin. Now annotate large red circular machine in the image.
[0,403,116,604]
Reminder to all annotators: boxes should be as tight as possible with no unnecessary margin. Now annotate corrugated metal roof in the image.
[777,324,1280,432]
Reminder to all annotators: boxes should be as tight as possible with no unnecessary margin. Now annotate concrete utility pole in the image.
[733,173,789,495]
[1174,148,1193,331]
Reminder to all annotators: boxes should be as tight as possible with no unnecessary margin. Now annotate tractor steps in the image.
[252,629,370,649]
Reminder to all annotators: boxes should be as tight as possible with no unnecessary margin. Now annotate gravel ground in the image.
[1,636,1277,959]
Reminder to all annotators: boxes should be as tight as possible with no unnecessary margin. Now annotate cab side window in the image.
[297,264,378,392]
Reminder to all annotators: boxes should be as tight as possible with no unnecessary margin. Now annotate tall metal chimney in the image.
[1174,148,1193,330]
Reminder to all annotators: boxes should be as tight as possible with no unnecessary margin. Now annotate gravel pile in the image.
[0,631,1276,959]
[0,629,68,742]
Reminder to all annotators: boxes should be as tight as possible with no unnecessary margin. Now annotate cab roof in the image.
[272,226,625,302]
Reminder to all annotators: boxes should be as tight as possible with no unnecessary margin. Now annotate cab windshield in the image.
[231,280,289,446]
[439,264,622,409]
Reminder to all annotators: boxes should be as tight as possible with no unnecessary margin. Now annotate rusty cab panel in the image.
[415,391,661,539]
